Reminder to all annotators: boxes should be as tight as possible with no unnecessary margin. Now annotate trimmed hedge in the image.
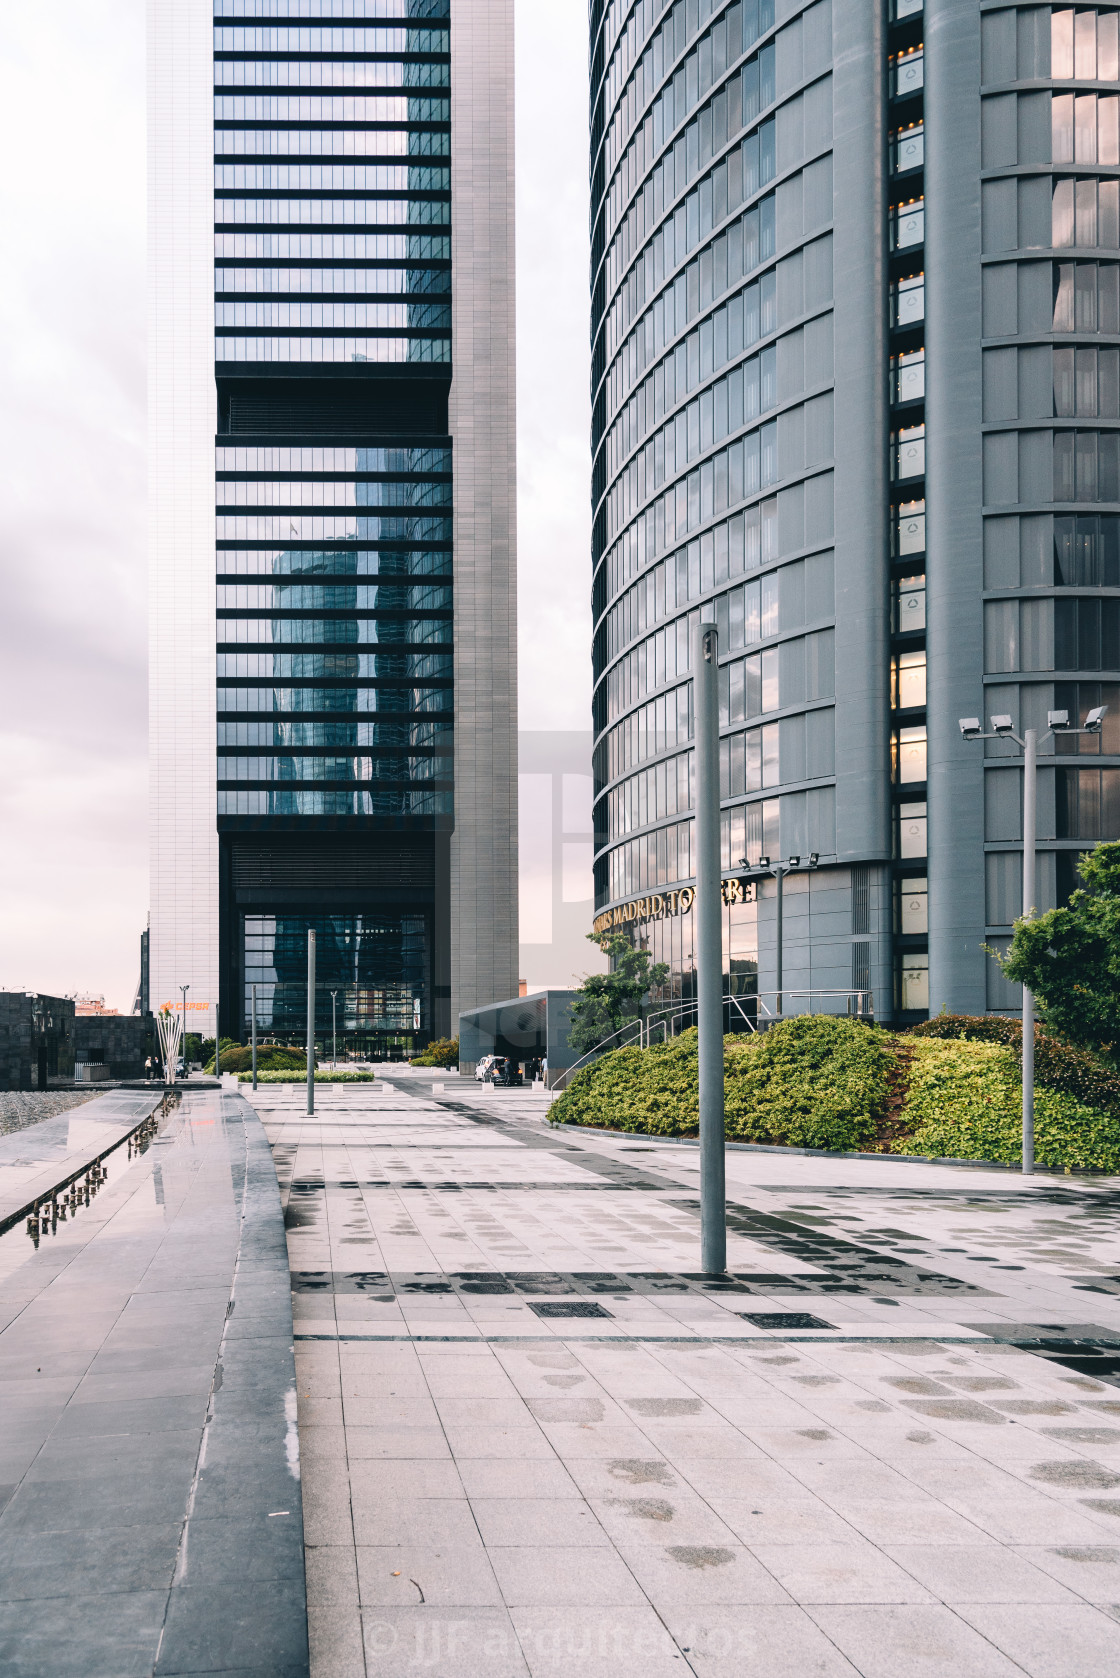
[237,1069,378,1084]
[206,1044,307,1075]
[551,1016,895,1152]
[896,1038,1120,1171]
[911,1014,1120,1117]
[549,1013,1120,1171]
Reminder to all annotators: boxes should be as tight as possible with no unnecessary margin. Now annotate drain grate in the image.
[739,1311,836,1331]
[528,1301,614,1320]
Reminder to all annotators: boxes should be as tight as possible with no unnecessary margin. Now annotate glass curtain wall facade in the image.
[590,0,1120,1023]
[150,0,518,1061]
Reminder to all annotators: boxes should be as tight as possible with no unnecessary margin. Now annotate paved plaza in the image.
[246,1071,1120,1678]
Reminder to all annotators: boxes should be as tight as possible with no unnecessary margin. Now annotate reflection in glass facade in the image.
[214,1,453,1053]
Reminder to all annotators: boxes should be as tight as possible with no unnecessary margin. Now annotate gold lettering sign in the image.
[592,878,753,937]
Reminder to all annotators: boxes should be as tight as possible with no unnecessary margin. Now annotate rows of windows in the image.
[606,196,781,415]
[215,165,449,189]
[215,335,448,361]
[603,543,831,675]
[216,234,450,261]
[215,0,450,18]
[983,514,1120,588]
[217,446,449,473]
[216,584,451,609]
[217,754,447,781]
[213,63,449,91]
[214,200,449,226]
[216,550,451,577]
[215,478,451,506]
[599,683,693,785]
[214,26,448,50]
[215,267,450,294]
[720,630,834,723]
[216,302,449,329]
[605,356,784,539]
[216,686,452,713]
[216,651,452,678]
[218,718,450,746]
[606,750,693,838]
[985,596,1120,673]
[721,707,834,795]
[605,268,780,478]
[604,54,776,275]
[214,94,449,119]
[218,789,451,815]
[605,418,779,552]
[216,618,452,645]
[601,0,775,186]
[217,515,450,540]
[1053,176,1120,249]
[607,817,694,899]
[601,486,783,610]
[215,130,450,157]
[985,428,1120,503]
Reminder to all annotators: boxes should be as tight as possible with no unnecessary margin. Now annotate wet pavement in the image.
[0,1086,308,1678]
[247,1069,1120,1678]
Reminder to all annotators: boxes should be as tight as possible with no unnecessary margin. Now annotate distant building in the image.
[74,996,119,1017]
[519,732,607,992]
[0,994,74,1091]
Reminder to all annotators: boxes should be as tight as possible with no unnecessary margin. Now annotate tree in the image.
[998,840,1120,1059]
[568,932,670,1056]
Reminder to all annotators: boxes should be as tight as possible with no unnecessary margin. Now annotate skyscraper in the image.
[149,0,517,1054]
[589,0,1120,1022]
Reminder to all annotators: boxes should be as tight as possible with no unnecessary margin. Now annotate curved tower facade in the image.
[589,0,1120,1022]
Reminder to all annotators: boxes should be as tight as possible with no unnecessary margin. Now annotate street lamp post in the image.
[330,990,338,1069]
[250,982,258,1092]
[693,606,725,1275]
[747,855,820,1017]
[180,985,189,1079]
[958,705,1106,1174]
[306,929,316,1117]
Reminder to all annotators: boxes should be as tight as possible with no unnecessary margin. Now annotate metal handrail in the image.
[550,987,875,1091]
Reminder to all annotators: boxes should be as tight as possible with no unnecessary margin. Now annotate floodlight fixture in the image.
[959,716,981,737]
[1047,709,1071,730]
[990,714,1015,735]
[1085,705,1108,732]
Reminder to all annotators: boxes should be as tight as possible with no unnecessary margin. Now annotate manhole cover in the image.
[739,1311,835,1330]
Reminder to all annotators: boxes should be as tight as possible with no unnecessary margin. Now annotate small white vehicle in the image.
[475,1054,499,1082]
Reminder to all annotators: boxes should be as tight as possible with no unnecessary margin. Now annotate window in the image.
[895,500,926,557]
[893,424,926,481]
[1052,346,1120,416]
[897,877,928,935]
[1051,8,1120,81]
[891,48,924,98]
[1056,767,1120,836]
[897,801,927,859]
[894,649,927,710]
[1054,596,1120,668]
[1053,429,1120,501]
[892,348,925,404]
[1052,177,1120,249]
[1052,93,1120,165]
[891,124,924,174]
[1054,513,1120,582]
[894,573,926,633]
[893,273,925,329]
[1053,262,1120,332]
[891,199,925,253]
[894,725,927,784]
[900,952,929,1012]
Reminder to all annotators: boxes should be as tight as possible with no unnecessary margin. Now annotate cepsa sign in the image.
[159,1000,213,1012]
[592,877,755,938]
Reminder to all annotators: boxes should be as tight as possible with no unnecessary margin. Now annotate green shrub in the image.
[911,1014,1120,1117]
[238,1069,378,1084]
[551,1016,894,1152]
[206,1043,309,1074]
[894,1037,1120,1170]
[411,1036,459,1069]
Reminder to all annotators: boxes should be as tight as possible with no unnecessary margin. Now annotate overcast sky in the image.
[0,1,591,1012]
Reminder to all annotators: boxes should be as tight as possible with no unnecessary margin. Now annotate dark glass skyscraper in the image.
[150,0,517,1055]
[590,0,1120,1021]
